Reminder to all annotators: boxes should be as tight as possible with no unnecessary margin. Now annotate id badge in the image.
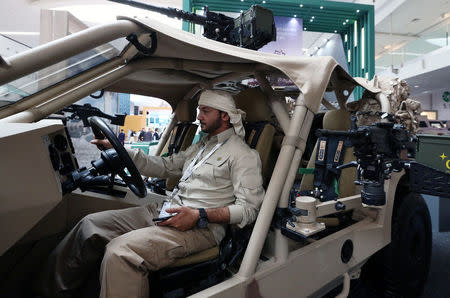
[159,201,173,218]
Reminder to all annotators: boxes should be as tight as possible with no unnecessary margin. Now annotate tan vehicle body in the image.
[0,16,422,298]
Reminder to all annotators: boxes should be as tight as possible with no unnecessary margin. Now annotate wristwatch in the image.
[197,208,209,228]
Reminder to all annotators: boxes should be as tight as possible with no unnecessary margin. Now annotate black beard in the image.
[201,114,223,134]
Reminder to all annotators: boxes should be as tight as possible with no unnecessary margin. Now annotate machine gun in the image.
[62,104,127,127]
[108,0,276,50]
[316,116,449,206]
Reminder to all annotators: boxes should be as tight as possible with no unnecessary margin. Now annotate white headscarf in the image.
[198,89,246,139]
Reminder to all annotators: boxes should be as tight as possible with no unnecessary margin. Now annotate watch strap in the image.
[198,208,208,220]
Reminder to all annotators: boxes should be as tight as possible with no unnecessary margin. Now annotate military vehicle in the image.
[0,13,447,298]
[417,115,449,135]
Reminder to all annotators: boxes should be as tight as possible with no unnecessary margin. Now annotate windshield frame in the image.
[0,20,144,114]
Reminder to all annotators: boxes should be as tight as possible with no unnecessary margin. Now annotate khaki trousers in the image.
[40,204,216,298]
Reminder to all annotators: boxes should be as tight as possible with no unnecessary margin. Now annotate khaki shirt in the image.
[127,128,265,243]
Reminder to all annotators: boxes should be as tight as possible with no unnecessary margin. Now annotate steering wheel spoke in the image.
[118,169,132,184]
[88,116,147,198]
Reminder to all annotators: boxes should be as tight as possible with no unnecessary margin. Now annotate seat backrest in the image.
[234,88,276,185]
[160,99,198,156]
[160,99,198,190]
[299,109,357,198]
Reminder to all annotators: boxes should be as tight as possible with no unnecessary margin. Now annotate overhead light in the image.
[343,22,346,25]
[262,0,266,3]
[0,31,39,35]
[294,14,297,17]
[300,4,303,8]
[310,19,313,22]
[320,6,323,9]
[241,0,244,2]
[240,10,243,13]
[304,27,307,30]
[346,19,349,22]
[356,9,360,13]
[312,16,315,19]
[334,30,337,33]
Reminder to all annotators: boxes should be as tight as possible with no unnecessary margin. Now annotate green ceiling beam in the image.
[182,0,192,32]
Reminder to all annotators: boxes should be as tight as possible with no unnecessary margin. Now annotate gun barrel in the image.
[109,0,207,25]
[316,129,357,138]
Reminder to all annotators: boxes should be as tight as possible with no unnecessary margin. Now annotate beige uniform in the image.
[128,127,265,242]
[39,128,264,298]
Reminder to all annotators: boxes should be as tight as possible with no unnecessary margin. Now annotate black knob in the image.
[335,201,346,211]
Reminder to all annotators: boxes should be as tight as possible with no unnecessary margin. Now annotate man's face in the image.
[197,105,224,134]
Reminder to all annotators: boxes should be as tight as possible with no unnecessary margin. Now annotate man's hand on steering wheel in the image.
[91,138,113,150]
[88,117,147,198]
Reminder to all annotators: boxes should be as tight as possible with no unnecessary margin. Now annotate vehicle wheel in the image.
[352,192,432,298]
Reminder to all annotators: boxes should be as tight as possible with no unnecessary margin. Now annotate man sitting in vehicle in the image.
[38,90,265,298]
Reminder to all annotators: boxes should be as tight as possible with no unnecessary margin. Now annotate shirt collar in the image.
[203,128,235,145]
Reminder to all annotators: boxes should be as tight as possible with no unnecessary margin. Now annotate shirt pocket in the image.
[205,153,231,184]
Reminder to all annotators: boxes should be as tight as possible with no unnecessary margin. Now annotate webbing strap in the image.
[298,168,314,175]
[311,136,348,201]
[168,124,180,156]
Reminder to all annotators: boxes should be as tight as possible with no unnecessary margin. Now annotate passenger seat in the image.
[299,109,357,198]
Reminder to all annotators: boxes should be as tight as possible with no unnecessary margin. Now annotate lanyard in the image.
[168,142,223,202]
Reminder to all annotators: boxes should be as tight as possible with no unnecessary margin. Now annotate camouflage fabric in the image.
[395,98,422,132]
[346,76,422,133]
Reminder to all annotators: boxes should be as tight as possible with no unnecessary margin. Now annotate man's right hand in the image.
[90,138,113,151]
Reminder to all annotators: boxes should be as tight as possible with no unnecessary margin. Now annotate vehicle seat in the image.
[149,225,253,297]
[152,88,274,269]
[159,99,198,190]
[148,89,274,296]
[234,88,276,185]
[299,109,357,198]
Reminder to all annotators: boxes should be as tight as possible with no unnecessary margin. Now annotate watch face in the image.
[198,218,208,228]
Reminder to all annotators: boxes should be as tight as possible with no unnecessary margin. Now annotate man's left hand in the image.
[157,207,200,231]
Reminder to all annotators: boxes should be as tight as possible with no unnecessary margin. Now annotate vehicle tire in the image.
[351,192,432,298]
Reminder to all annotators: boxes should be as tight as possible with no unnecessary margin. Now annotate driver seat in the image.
[148,225,252,297]
[148,88,274,296]
[158,99,198,190]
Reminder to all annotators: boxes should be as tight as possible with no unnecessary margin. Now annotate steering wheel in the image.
[88,116,147,198]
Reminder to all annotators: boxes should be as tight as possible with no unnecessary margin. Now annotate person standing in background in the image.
[154,127,161,140]
[138,127,145,142]
[118,129,125,145]
[144,127,154,142]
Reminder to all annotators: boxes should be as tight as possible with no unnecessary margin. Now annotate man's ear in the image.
[221,112,230,122]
